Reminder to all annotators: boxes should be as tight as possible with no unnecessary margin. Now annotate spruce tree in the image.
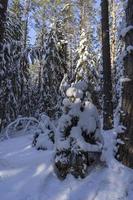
[54,82,103,179]
[38,21,68,118]
[0,4,30,129]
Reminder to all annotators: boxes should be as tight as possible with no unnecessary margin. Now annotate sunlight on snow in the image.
[33,164,46,177]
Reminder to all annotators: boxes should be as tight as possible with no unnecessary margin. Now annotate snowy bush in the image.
[32,114,55,151]
[54,82,104,179]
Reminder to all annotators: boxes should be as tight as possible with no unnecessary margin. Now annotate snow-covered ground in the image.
[0,131,133,200]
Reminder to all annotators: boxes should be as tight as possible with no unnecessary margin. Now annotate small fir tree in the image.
[54,81,103,179]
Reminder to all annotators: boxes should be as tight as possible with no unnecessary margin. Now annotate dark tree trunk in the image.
[0,0,8,43]
[118,0,133,168]
[101,0,113,130]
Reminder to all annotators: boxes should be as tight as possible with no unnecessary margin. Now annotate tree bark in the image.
[101,0,113,130]
[118,0,133,168]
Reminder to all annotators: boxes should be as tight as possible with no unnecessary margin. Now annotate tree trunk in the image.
[0,0,8,43]
[110,0,117,108]
[101,0,113,130]
[118,0,133,168]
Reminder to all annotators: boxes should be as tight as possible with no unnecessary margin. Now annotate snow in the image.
[5,117,39,139]
[127,45,133,53]
[0,3,3,9]
[57,114,72,134]
[115,125,126,133]
[66,87,83,99]
[68,98,81,116]
[120,77,131,83]
[62,98,71,107]
[71,80,88,91]
[0,130,133,200]
[56,139,70,151]
[78,101,101,134]
[120,25,133,37]
[70,126,102,153]
[0,135,54,200]
[35,133,54,150]
[117,138,125,145]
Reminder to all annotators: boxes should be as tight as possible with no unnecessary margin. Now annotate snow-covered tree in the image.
[0,0,8,130]
[73,29,100,108]
[32,114,55,151]
[0,0,8,43]
[8,0,23,41]
[116,0,133,168]
[54,81,103,179]
[38,21,68,118]
[109,0,126,109]
[0,7,30,129]
[22,0,31,48]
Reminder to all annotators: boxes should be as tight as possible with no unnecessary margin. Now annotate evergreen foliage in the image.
[54,81,103,179]
[37,21,68,118]
[74,29,100,107]
[0,7,30,129]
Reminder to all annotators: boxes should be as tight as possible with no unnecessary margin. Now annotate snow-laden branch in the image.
[120,77,131,83]
[120,25,133,37]
[126,45,133,53]
[5,117,39,139]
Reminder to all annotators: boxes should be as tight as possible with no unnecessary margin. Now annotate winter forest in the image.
[0,0,133,199]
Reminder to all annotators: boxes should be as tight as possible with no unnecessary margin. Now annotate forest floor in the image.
[0,131,133,200]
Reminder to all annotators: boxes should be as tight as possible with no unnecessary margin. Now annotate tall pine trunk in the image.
[118,0,133,168]
[101,0,113,130]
